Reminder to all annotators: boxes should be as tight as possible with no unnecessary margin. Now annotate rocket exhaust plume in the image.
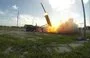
[44,18,78,34]
[56,18,78,34]
[41,3,52,26]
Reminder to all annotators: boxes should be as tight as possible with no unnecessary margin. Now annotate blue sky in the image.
[0,0,90,27]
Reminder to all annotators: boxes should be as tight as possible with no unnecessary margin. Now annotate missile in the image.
[41,3,52,26]
[41,3,46,13]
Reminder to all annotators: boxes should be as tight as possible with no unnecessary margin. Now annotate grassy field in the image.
[0,27,90,58]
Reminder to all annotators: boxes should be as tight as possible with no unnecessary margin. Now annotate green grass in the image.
[0,32,90,58]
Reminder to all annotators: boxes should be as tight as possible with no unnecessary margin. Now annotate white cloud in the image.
[83,0,89,4]
[12,5,18,10]
[0,10,5,15]
[49,0,75,11]
[48,0,89,12]
[11,14,45,26]
[19,14,33,26]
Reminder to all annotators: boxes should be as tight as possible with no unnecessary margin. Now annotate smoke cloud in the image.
[45,18,78,33]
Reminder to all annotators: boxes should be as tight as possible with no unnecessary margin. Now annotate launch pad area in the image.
[0,26,90,57]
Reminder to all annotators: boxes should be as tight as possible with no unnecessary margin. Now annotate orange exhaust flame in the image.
[46,25,58,33]
[45,18,78,33]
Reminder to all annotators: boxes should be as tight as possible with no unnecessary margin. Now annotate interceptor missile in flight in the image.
[41,3,52,26]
